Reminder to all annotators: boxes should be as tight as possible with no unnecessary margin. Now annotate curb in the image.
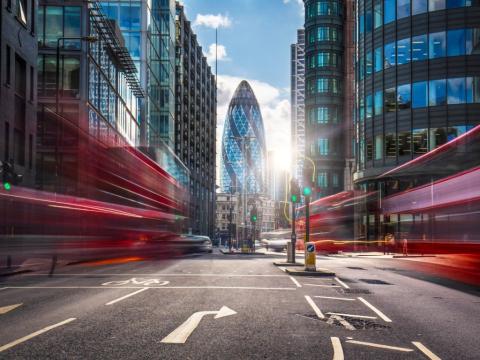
[273,262,303,267]
[0,269,33,277]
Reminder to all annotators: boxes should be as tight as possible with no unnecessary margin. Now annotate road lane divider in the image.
[334,277,350,289]
[0,303,22,315]
[289,276,302,288]
[357,297,392,322]
[346,340,413,352]
[0,318,76,353]
[314,296,355,301]
[105,288,149,306]
[304,295,325,319]
[412,342,442,360]
[331,337,344,360]
[326,312,377,319]
[3,286,297,291]
[304,283,340,288]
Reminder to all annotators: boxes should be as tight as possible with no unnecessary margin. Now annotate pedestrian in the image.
[402,238,408,256]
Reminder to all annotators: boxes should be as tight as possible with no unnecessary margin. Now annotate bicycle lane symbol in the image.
[101,278,170,287]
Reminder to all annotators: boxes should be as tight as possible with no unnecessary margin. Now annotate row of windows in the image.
[359,28,480,78]
[315,171,340,188]
[306,0,342,18]
[359,0,472,35]
[307,26,341,44]
[307,106,340,124]
[359,77,480,119]
[307,52,340,69]
[307,78,341,95]
[310,138,341,156]
[37,6,82,49]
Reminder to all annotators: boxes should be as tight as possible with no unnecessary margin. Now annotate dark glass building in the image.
[353,0,480,240]
[175,4,216,237]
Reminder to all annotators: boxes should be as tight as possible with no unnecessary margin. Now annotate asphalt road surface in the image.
[0,251,479,359]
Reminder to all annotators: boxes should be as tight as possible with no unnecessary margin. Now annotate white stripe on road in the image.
[326,312,377,319]
[25,273,288,277]
[331,337,344,360]
[334,277,350,289]
[346,340,413,352]
[305,295,325,319]
[278,267,287,272]
[0,318,76,353]
[289,276,302,288]
[412,342,442,360]
[327,315,356,331]
[304,283,340,288]
[314,296,356,301]
[0,288,7,291]
[357,297,392,322]
[105,288,149,306]
[3,286,297,291]
[0,304,22,315]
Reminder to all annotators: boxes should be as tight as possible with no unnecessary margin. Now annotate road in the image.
[0,251,479,359]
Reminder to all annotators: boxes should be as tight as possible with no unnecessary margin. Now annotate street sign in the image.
[305,242,316,271]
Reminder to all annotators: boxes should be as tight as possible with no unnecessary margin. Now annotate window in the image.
[375,135,383,160]
[359,11,364,35]
[397,0,411,19]
[318,1,340,15]
[428,0,445,12]
[429,127,448,150]
[466,29,480,55]
[412,34,428,61]
[413,129,428,154]
[385,87,396,112]
[384,42,396,68]
[446,0,464,8]
[429,79,447,106]
[374,91,383,115]
[17,0,27,24]
[318,52,336,67]
[466,77,474,103]
[61,57,80,97]
[317,172,328,188]
[366,95,373,118]
[317,107,329,124]
[447,77,466,104]
[397,84,411,109]
[332,173,340,187]
[412,0,428,14]
[374,47,383,72]
[447,125,471,141]
[64,7,81,49]
[318,139,329,155]
[366,9,373,33]
[374,1,383,29]
[367,138,373,161]
[429,31,446,59]
[398,131,411,156]
[385,133,397,158]
[317,26,338,42]
[447,29,466,56]
[384,0,396,24]
[412,81,428,108]
[44,7,63,47]
[397,38,411,65]
[366,52,373,75]
[318,78,329,93]
[42,6,81,49]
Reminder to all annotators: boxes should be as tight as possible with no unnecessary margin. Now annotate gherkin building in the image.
[221,81,267,194]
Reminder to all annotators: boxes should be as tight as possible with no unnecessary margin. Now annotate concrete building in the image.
[175,4,217,238]
[215,192,240,245]
[0,0,38,187]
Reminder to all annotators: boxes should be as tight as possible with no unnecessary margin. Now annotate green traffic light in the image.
[251,215,257,222]
[3,182,11,191]
[291,194,298,203]
[303,187,312,196]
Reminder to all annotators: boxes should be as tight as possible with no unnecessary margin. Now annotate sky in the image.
[179,0,304,171]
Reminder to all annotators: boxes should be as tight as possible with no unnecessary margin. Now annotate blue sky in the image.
[180,0,304,169]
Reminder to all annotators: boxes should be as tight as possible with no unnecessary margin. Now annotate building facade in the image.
[0,0,37,187]
[216,192,240,244]
[353,0,480,240]
[291,29,306,183]
[175,4,216,237]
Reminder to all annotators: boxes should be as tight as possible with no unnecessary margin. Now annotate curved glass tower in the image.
[220,81,267,194]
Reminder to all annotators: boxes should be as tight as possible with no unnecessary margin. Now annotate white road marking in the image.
[305,295,325,319]
[0,288,7,291]
[0,303,22,315]
[327,315,356,331]
[314,296,355,301]
[105,288,149,305]
[304,283,340,288]
[346,340,413,352]
[278,267,287,272]
[331,337,344,360]
[412,342,442,360]
[289,276,302,288]
[23,273,287,277]
[0,318,76,353]
[357,297,392,322]
[161,306,236,344]
[334,277,350,289]
[102,279,169,286]
[3,286,297,291]
[326,312,377,319]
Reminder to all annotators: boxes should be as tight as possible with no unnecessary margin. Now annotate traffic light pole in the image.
[305,196,310,244]
[291,202,296,263]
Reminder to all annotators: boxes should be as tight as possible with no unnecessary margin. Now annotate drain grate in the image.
[359,279,392,285]
[347,267,366,270]
[338,288,372,295]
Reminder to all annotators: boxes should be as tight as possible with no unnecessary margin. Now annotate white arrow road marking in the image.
[412,342,442,360]
[0,304,22,315]
[357,297,392,322]
[331,337,344,360]
[346,340,414,352]
[161,306,237,344]
[0,318,76,353]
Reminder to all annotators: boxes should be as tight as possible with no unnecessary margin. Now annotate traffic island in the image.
[219,249,266,256]
[273,261,303,266]
[285,267,335,277]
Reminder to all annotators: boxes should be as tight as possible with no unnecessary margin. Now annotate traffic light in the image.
[250,206,258,223]
[1,161,22,190]
[303,164,314,198]
[290,179,301,203]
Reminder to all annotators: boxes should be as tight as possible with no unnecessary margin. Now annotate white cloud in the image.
[206,43,229,64]
[216,75,291,179]
[193,14,232,29]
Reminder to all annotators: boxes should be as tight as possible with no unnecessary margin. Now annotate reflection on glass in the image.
[428,0,446,11]
[375,47,383,72]
[397,38,411,65]
[374,1,383,28]
[412,34,428,61]
[412,0,428,14]
[429,31,446,59]
[412,81,428,108]
[375,134,383,160]
[447,77,466,104]
[397,84,411,109]
[447,29,466,56]
[413,128,428,154]
[366,95,373,118]
[366,9,373,33]
[466,29,480,55]
[367,138,373,161]
[384,42,396,68]
[429,127,448,150]
[45,6,63,48]
[398,131,411,156]
[366,52,373,75]
[385,88,396,112]
[447,0,465,8]
[374,91,383,115]
[385,133,397,158]
[429,79,447,106]
[384,0,396,24]
[397,0,411,18]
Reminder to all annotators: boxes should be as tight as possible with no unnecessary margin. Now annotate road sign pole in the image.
[291,202,296,263]
[305,195,310,244]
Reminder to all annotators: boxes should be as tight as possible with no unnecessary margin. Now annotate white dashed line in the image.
[303,283,340,288]
[331,337,344,360]
[412,342,442,360]
[357,297,392,322]
[346,340,414,352]
[334,277,350,289]
[326,312,377,319]
[305,295,325,319]
[3,286,297,291]
[314,296,355,301]
[105,288,149,306]
[0,318,76,353]
[289,276,302,288]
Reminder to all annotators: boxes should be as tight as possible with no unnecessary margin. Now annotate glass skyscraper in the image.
[221,81,267,194]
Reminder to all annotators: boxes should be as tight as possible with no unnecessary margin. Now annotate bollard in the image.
[305,242,316,272]
[287,241,293,263]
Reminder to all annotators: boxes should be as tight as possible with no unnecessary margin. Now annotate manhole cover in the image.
[359,279,392,285]
[347,267,366,270]
[338,288,372,295]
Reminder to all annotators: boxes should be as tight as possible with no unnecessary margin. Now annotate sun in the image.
[273,147,292,172]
